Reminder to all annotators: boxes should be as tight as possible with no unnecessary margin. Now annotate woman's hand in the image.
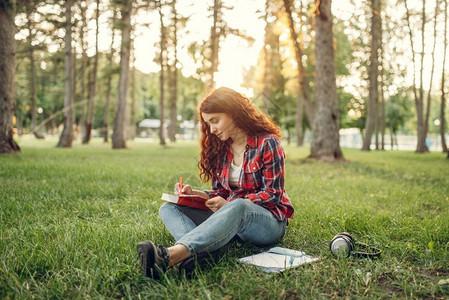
[174,183,193,195]
[205,196,227,212]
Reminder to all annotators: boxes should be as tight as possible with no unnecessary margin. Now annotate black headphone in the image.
[329,232,382,258]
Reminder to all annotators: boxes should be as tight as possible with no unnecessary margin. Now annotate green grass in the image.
[1,137,448,299]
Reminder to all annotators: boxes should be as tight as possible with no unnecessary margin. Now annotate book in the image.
[160,193,209,210]
[238,247,319,273]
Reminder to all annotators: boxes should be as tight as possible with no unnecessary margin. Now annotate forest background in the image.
[1,0,449,158]
[1,1,449,298]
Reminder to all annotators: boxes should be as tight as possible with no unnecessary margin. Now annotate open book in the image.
[238,247,319,273]
[160,193,209,210]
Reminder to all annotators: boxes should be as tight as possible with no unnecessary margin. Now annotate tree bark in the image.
[262,0,271,115]
[83,0,100,144]
[26,2,38,136]
[128,43,136,140]
[0,2,20,153]
[168,0,178,143]
[404,0,428,153]
[208,0,221,90]
[57,0,75,148]
[423,0,438,151]
[310,0,344,161]
[158,0,166,146]
[104,8,117,143]
[112,0,132,149]
[362,0,381,151]
[79,1,88,140]
[380,63,386,150]
[441,0,448,153]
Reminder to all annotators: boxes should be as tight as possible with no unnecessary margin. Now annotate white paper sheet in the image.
[238,247,319,272]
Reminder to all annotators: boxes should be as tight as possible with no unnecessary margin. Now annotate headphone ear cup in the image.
[339,232,355,247]
[330,233,354,257]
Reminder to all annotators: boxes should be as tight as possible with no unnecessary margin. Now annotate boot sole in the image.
[136,241,157,278]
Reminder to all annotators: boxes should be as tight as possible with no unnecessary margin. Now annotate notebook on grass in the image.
[239,247,319,273]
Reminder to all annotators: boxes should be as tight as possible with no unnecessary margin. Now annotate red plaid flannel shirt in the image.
[205,133,294,223]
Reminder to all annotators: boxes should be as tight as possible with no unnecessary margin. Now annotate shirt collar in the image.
[247,134,258,148]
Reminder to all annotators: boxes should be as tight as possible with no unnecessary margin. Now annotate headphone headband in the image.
[330,232,381,258]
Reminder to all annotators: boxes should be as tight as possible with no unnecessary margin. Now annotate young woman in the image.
[137,87,294,278]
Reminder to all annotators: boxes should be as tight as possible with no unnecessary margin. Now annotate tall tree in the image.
[112,0,132,149]
[379,57,386,150]
[103,7,117,143]
[128,39,136,140]
[441,0,448,153]
[83,0,100,144]
[168,0,178,142]
[25,0,39,137]
[157,0,167,146]
[404,0,429,153]
[262,0,271,115]
[283,0,314,146]
[423,0,438,150]
[362,0,381,151]
[208,0,222,90]
[57,0,75,148]
[310,0,344,161]
[0,1,20,153]
[79,0,88,140]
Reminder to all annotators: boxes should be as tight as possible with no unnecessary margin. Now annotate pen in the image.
[179,177,183,195]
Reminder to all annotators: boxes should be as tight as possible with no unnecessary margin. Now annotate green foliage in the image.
[334,21,354,76]
[386,89,414,134]
[0,139,448,299]
[338,86,360,129]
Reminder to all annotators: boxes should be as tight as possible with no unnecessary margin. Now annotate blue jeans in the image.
[159,198,286,256]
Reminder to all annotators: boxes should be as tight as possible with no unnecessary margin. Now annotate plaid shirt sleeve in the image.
[245,136,286,208]
[204,177,230,199]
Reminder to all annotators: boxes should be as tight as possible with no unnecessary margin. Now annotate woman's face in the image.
[201,112,237,141]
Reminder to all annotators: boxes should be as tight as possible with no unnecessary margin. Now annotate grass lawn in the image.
[1,137,448,299]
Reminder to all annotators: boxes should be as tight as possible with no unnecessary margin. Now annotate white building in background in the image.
[339,128,448,151]
[137,119,199,141]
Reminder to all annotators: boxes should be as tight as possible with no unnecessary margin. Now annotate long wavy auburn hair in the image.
[198,87,281,183]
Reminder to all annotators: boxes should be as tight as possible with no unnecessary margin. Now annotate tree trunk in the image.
[112,0,132,149]
[415,0,427,153]
[128,43,136,140]
[57,0,74,148]
[0,2,20,153]
[404,0,427,153]
[362,0,381,151]
[283,0,314,146]
[83,0,100,144]
[380,65,385,150]
[310,0,344,161]
[25,3,38,136]
[158,1,166,146]
[104,8,117,143]
[71,44,76,137]
[169,0,178,143]
[79,1,88,140]
[379,24,385,151]
[168,65,177,142]
[418,0,427,152]
[423,0,438,151]
[208,0,221,90]
[262,0,271,115]
[441,0,448,153]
